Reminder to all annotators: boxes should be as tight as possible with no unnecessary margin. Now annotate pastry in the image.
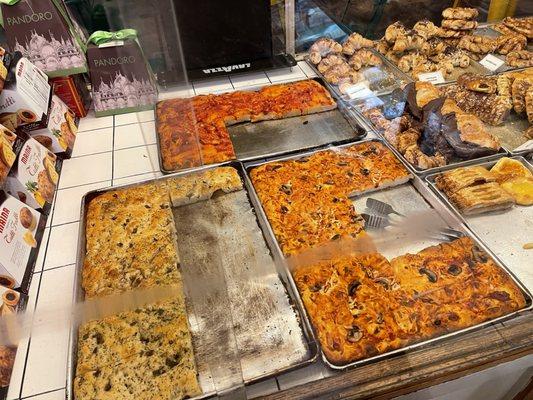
[442,7,479,20]
[342,33,374,55]
[385,22,407,44]
[506,50,533,68]
[500,177,533,206]
[414,20,439,39]
[0,346,16,387]
[495,33,527,55]
[502,17,533,40]
[448,182,515,214]
[457,73,498,94]
[457,35,497,54]
[437,27,468,38]
[309,37,343,64]
[441,19,478,31]
[348,49,382,69]
[490,157,532,182]
[435,165,497,192]
[511,76,531,114]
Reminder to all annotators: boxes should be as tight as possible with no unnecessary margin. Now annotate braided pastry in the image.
[342,33,375,55]
[413,20,439,39]
[444,48,471,68]
[348,49,382,70]
[506,50,533,68]
[442,7,479,20]
[421,38,448,56]
[525,88,533,123]
[502,17,533,39]
[441,19,478,31]
[457,73,498,94]
[317,53,346,74]
[385,22,407,43]
[524,125,533,139]
[495,33,527,55]
[492,23,517,36]
[457,35,497,54]
[437,28,468,38]
[511,77,531,114]
[496,75,513,108]
[375,38,390,55]
[309,38,343,65]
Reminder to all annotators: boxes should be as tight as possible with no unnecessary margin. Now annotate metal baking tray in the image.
[426,156,533,292]
[66,162,318,400]
[155,77,366,174]
[243,140,532,370]
[304,49,413,101]
[349,91,508,176]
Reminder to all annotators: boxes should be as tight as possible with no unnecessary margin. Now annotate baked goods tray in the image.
[304,49,413,100]
[426,156,533,292]
[243,139,532,371]
[66,162,319,400]
[155,77,367,174]
[349,92,508,176]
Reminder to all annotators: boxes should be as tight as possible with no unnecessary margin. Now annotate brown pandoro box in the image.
[87,40,157,117]
[1,0,87,77]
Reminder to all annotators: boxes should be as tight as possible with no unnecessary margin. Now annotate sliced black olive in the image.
[489,291,511,302]
[104,382,112,391]
[310,284,322,292]
[471,245,489,263]
[433,319,441,326]
[348,281,361,296]
[280,205,289,214]
[331,233,341,240]
[374,277,391,290]
[376,313,384,324]
[448,264,462,276]
[419,267,438,283]
[448,312,459,321]
[337,161,348,166]
[360,168,370,176]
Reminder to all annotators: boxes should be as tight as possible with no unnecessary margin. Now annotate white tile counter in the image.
[6,62,530,400]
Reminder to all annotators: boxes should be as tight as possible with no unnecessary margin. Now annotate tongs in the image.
[363,198,463,241]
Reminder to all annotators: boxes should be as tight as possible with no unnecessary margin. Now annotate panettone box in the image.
[0,190,45,293]
[21,94,78,158]
[1,0,87,77]
[0,125,19,185]
[0,56,52,132]
[50,74,91,118]
[3,136,62,214]
[87,40,157,117]
[0,283,29,400]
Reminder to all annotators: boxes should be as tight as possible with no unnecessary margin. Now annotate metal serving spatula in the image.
[366,197,404,216]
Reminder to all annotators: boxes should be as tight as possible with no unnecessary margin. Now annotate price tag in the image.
[417,71,445,84]
[514,140,533,153]
[345,82,374,100]
[99,40,124,48]
[479,54,505,72]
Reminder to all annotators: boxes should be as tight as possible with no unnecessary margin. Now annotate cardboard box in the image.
[0,191,45,292]
[4,137,61,214]
[21,94,78,158]
[0,125,19,185]
[0,56,51,132]
[1,0,87,77]
[87,40,157,117]
[50,74,91,118]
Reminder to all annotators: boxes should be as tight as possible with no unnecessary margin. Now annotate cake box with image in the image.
[0,281,28,400]
[0,55,51,132]
[21,94,78,158]
[0,125,19,185]
[87,39,157,117]
[4,137,61,214]
[1,0,87,77]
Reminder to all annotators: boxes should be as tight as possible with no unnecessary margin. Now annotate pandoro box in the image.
[1,0,87,77]
[4,137,61,214]
[0,190,45,292]
[0,56,52,132]
[87,40,157,117]
[0,284,28,400]
[21,94,78,158]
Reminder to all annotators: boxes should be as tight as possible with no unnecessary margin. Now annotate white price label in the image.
[345,82,374,99]
[514,139,533,152]
[417,71,445,84]
[479,54,505,72]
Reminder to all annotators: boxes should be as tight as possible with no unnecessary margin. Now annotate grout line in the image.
[41,263,76,274]
[113,119,154,129]
[21,387,65,399]
[50,219,81,229]
[113,142,158,152]
[70,149,113,160]
[57,178,111,192]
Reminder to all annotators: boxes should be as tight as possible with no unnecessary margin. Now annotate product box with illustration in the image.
[0,190,45,293]
[50,74,91,118]
[0,55,52,132]
[87,39,157,117]
[1,0,87,77]
[0,283,28,400]
[0,125,20,185]
[21,94,78,158]
[4,137,61,214]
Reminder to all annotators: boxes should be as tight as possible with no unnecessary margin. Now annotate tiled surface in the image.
[8,63,530,400]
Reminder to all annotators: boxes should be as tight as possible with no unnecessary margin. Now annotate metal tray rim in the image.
[66,161,319,400]
[243,144,532,371]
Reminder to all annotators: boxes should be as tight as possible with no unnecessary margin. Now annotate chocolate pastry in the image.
[441,19,478,31]
[309,38,343,65]
[413,20,439,39]
[421,38,448,56]
[405,81,442,119]
[437,28,468,38]
[396,128,421,153]
[442,7,479,20]
[385,22,407,43]
[493,23,518,36]
[457,73,498,94]
[525,88,533,123]
[397,53,427,73]
[342,33,374,55]
[375,38,390,55]
[511,76,531,114]
[457,35,497,54]
[506,50,533,68]
[495,34,527,55]
[502,16,533,40]
[404,145,446,169]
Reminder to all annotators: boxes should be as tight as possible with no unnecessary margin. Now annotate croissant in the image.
[385,22,407,43]
[317,53,346,73]
[413,20,439,39]
[349,49,382,70]
[309,37,343,64]
[342,32,374,55]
